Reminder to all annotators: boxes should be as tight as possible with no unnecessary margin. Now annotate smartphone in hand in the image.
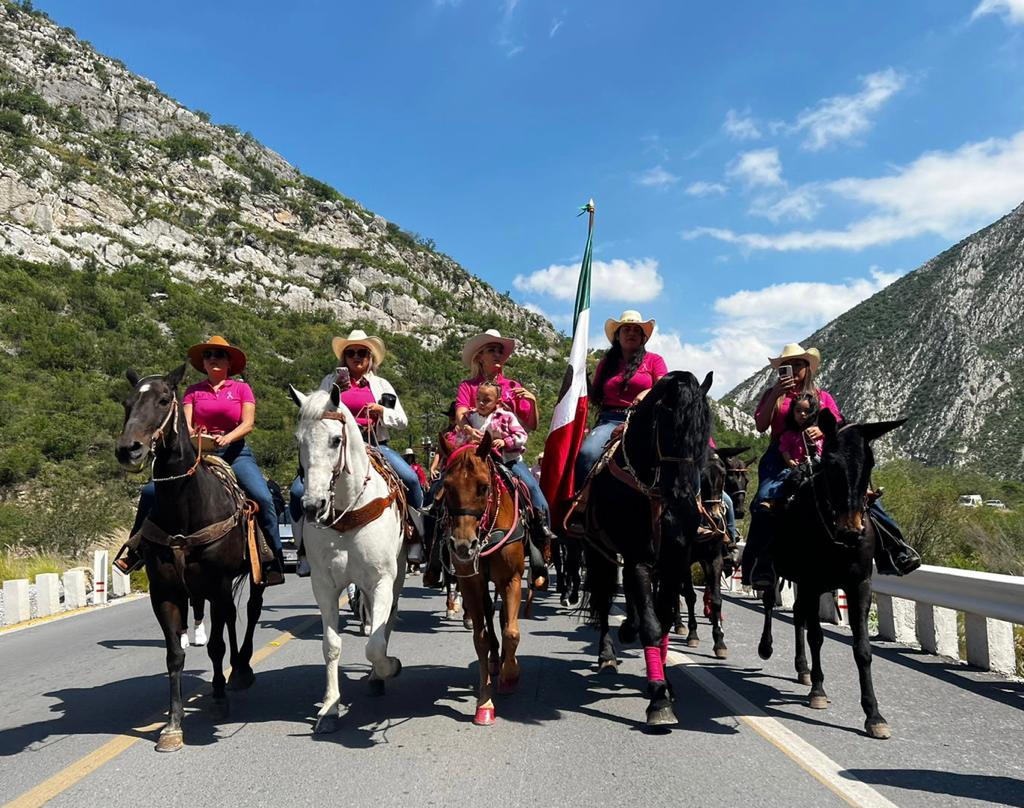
[778,364,793,381]
[335,366,351,391]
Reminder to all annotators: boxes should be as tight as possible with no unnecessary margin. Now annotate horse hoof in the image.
[155,729,184,753]
[568,591,579,605]
[463,616,473,631]
[646,703,678,728]
[797,671,812,686]
[210,698,229,721]
[714,647,728,660]
[597,658,619,675]
[314,714,339,734]
[445,609,456,619]
[473,706,496,726]
[497,675,519,694]
[686,637,700,648]
[391,659,403,679]
[866,720,892,740]
[757,641,773,661]
[809,694,829,710]
[368,678,385,697]
[560,595,569,607]
[672,622,685,636]
[227,668,255,691]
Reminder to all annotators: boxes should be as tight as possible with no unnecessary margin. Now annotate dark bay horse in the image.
[756,410,906,739]
[115,365,264,752]
[582,370,712,728]
[440,435,528,726]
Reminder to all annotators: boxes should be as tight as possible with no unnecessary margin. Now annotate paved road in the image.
[1,576,1021,808]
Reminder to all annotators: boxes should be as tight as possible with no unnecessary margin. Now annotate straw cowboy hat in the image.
[332,329,386,366]
[461,328,517,369]
[604,310,655,344]
[769,343,821,375]
[187,335,247,375]
[401,447,416,458]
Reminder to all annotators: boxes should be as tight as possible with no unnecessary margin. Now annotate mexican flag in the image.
[540,200,594,530]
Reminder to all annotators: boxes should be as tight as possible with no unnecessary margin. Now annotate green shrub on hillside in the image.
[0,108,26,137]
[155,133,212,161]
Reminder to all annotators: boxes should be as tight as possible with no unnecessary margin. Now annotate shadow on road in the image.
[843,768,1024,807]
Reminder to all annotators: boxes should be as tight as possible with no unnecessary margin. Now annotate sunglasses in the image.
[483,345,505,356]
[344,348,370,359]
[202,349,229,360]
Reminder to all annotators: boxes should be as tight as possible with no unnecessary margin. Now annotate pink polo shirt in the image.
[340,381,377,428]
[755,388,842,439]
[594,352,668,409]
[183,379,255,435]
[455,372,536,429]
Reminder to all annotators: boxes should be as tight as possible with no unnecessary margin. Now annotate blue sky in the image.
[36,0,1024,394]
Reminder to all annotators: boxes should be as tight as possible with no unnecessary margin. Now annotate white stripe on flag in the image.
[549,307,589,432]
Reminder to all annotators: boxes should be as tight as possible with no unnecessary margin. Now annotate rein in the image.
[148,399,204,483]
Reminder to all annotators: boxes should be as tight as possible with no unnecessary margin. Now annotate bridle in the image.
[139,392,204,484]
[314,409,374,527]
[619,402,701,497]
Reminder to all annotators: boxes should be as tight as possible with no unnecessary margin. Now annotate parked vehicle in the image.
[983,499,1008,510]
[958,494,982,507]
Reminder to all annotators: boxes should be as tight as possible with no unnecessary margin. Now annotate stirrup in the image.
[113,542,144,574]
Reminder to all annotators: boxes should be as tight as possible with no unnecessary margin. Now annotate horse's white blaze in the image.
[293,390,406,724]
[137,383,151,393]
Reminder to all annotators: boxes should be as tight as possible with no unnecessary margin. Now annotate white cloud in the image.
[636,165,680,188]
[550,16,565,37]
[685,181,728,197]
[972,0,1024,23]
[723,109,761,141]
[686,131,1024,251]
[648,268,902,396]
[749,186,822,222]
[727,148,783,187]
[513,258,663,303]
[793,69,906,151]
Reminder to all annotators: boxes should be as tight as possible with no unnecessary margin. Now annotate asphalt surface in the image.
[1,575,1021,808]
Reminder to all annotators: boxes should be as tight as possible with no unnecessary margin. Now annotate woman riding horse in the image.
[451,329,555,586]
[121,336,284,584]
[741,342,919,588]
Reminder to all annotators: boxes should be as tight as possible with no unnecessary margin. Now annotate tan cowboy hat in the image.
[332,329,386,366]
[187,335,247,375]
[604,310,655,344]
[461,329,517,369]
[769,343,821,375]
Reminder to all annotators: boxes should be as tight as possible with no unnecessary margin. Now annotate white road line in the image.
[667,650,900,808]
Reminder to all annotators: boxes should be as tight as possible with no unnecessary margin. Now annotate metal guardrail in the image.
[872,564,1024,626]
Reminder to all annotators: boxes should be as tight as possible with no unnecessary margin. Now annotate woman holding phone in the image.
[288,330,422,530]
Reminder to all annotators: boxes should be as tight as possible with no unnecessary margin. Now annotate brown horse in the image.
[439,434,527,726]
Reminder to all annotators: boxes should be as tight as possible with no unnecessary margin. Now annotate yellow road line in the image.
[666,650,900,808]
[5,612,322,808]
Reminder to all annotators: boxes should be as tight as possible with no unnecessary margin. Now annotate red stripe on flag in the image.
[540,395,589,530]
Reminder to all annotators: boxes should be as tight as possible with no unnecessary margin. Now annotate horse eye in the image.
[159,397,171,405]
[477,484,488,497]
[330,436,342,448]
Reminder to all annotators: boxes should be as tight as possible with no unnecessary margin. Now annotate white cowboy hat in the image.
[769,343,821,375]
[461,329,517,369]
[332,329,386,366]
[604,310,655,344]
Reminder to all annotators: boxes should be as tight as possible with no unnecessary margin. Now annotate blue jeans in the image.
[507,459,550,526]
[132,442,281,553]
[753,443,786,510]
[722,490,738,540]
[575,411,627,491]
[288,444,424,512]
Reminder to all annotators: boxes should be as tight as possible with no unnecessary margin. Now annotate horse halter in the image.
[145,396,205,483]
[620,403,699,496]
[314,408,374,527]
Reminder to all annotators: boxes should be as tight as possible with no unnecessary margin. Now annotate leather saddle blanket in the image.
[324,448,414,541]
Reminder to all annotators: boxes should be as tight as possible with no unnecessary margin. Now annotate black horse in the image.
[756,410,905,739]
[720,446,752,521]
[115,365,265,752]
[677,448,738,657]
[582,370,712,728]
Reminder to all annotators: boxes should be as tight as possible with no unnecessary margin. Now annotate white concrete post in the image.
[2,579,31,625]
[964,613,1016,675]
[875,594,916,643]
[915,603,959,659]
[63,569,87,609]
[836,590,849,627]
[111,568,131,598]
[92,550,109,605]
[778,581,796,611]
[35,573,61,618]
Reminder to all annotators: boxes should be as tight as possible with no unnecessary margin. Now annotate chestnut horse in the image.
[439,434,527,726]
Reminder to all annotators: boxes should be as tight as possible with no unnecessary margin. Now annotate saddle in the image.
[322,447,416,542]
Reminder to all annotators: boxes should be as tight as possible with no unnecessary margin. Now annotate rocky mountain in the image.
[726,201,1024,477]
[0,1,558,354]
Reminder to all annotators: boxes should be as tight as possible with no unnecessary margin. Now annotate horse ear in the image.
[166,363,187,389]
[126,368,140,387]
[857,417,908,443]
[289,385,307,408]
[475,431,494,458]
[329,383,341,408]
[818,408,839,443]
[715,446,749,459]
[699,371,713,396]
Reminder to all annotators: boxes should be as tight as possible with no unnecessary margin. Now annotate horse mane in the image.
[298,389,335,422]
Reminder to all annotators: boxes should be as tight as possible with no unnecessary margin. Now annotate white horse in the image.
[290,386,406,733]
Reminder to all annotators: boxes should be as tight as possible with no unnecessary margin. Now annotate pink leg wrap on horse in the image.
[644,646,666,682]
[660,633,670,664]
